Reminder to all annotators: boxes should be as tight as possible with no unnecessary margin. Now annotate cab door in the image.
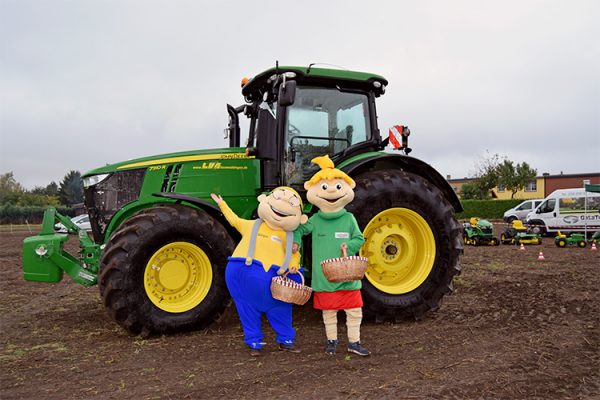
[282,86,373,188]
[534,198,557,232]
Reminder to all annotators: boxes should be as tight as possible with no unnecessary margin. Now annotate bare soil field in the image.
[1,228,599,400]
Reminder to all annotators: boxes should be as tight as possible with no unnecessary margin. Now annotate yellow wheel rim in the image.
[360,208,436,294]
[144,242,212,313]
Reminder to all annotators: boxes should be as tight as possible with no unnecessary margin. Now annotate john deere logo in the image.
[563,215,579,224]
[193,162,248,171]
[201,162,222,169]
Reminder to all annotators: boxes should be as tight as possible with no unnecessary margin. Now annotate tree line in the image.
[461,154,537,200]
[0,171,83,207]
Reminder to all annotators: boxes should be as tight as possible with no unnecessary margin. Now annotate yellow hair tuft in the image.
[311,155,335,170]
[305,155,355,188]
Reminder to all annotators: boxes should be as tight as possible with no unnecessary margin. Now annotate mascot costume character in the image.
[293,155,370,356]
[211,188,307,356]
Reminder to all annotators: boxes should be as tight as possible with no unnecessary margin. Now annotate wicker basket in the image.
[321,247,369,283]
[271,271,312,305]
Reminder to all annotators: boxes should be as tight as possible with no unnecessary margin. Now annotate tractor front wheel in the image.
[347,170,462,321]
[98,204,234,335]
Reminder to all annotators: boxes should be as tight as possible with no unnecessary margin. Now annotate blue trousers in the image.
[225,257,303,349]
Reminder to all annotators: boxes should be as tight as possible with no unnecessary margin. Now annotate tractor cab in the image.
[225,66,389,191]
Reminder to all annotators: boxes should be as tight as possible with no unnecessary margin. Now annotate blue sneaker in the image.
[248,342,263,357]
[325,340,338,355]
[279,343,301,353]
[347,341,370,356]
[249,348,261,357]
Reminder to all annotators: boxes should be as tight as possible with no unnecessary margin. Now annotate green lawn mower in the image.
[500,220,542,245]
[463,217,499,246]
[554,231,586,248]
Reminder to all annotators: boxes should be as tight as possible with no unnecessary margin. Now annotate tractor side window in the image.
[284,87,371,185]
[335,102,369,152]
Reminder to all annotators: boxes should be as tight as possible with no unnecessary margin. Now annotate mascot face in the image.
[305,178,355,213]
[257,187,308,231]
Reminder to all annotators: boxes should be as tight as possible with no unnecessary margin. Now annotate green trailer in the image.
[22,65,463,335]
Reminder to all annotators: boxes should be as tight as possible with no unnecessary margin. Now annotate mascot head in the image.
[304,155,355,213]
[257,186,308,231]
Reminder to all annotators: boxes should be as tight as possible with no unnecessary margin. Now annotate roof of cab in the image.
[241,65,388,101]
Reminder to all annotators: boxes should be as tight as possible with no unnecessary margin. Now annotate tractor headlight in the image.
[83,173,110,188]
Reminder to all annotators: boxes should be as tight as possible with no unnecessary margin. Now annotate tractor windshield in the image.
[284,87,371,185]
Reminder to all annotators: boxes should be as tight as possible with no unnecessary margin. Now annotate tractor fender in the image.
[102,193,239,243]
[340,153,463,212]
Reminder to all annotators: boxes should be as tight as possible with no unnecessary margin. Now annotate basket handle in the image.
[284,271,305,286]
[340,243,348,258]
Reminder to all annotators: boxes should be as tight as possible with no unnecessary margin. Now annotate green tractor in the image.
[554,231,586,248]
[22,65,463,335]
[463,217,500,246]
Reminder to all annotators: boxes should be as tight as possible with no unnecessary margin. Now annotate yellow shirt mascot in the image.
[211,188,307,356]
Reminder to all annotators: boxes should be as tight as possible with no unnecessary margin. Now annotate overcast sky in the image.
[1,0,599,189]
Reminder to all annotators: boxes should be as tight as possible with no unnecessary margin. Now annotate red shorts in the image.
[313,290,363,310]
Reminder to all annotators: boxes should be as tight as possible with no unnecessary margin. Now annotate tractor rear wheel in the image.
[98,204,234,335]
[347,170,462,321]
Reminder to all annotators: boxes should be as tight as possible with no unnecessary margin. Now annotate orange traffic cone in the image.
[537,251,545,261]
[519,243,525,251]
[592,242,598,252]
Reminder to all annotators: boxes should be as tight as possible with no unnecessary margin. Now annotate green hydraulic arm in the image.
[22,207,101,286]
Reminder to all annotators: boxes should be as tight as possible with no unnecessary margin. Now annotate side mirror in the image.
[278,80,296,107]
[226,104,240,147]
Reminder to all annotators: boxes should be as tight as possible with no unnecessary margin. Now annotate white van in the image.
[525,188,600,235]
[503,199,543,222]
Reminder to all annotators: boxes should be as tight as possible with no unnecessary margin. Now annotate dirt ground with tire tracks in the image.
[1,226,599,400]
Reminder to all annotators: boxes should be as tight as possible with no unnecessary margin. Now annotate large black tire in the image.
[347,170,462,322]
[98,204,234,335]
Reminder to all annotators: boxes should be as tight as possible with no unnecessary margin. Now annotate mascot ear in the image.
[304,181,311,190]
[257,194,267,202]
[300,214,308,224]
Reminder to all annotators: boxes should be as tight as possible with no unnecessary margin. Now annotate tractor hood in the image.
[83,147,248,177]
